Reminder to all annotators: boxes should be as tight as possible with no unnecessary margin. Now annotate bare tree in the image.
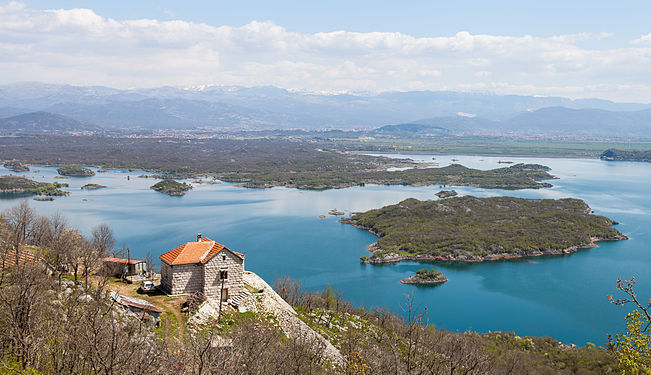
[80,235,101,288]
[2,200,36,264]
[49,211,68,239]
[49,226,80,286]
[143,251,155,278]
[274,276,303,306]
[91,224,115,258]
[31,215,53,248]
[62,228,85,283]
[400,292,425,374]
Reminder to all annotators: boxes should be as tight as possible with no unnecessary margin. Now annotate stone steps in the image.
[229,290,252,308]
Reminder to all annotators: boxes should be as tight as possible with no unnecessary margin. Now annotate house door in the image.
[221,288,229,301]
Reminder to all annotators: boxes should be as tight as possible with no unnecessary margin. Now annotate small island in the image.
[435,190,458,198]
[3,161,29,172]
[401,268,448,284]
[57,165,95,177]
[81,183,107,190]
[33,196,55,201]
[342,196,627,264]
[150,180,192,196]
[0,176,69,196]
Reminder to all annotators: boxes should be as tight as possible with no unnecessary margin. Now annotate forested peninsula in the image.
[601,149,651,163]
[0,176,68,196]
[343,196,627,263]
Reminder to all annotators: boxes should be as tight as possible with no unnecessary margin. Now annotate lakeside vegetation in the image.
[0,176,68,196]
[2,160,29,172]
[57,165,95,176]
[344,196,626,263]
[150,180,193,196]
[0,136,554,190]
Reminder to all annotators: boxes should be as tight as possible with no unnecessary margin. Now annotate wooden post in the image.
[218,277,225,323]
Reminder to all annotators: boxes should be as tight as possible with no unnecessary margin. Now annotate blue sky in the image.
[2,1,651,101]
[21,0,647,40]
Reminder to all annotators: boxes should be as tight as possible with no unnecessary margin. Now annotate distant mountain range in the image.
[0,82,651,136]
[376,107,651,137]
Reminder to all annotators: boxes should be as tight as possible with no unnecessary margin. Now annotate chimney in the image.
[197,233,202,241]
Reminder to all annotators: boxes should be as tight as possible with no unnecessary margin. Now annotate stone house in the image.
[159,234,245,300]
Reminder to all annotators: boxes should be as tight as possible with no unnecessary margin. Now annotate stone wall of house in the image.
[160,261,172,293]
[203,250,244,298]
[168,263,205,295]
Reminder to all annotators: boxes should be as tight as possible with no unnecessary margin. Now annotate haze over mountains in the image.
[1,82,651,137]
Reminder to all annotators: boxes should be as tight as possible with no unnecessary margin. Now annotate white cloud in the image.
[632,33,651,44]
[418,69,442,77]
[0,2,650,101]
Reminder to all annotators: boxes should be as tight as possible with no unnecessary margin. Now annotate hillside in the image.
[344,196,626,263]
[0,111,102,134]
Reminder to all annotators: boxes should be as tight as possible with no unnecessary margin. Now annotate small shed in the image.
[111,292,162,325]
[103,257,147,277]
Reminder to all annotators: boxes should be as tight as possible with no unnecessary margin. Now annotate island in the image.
[33,196,55,201]
[81,183,107,190]
[57,165,95,177]
[401,268,448,284]
[435,190,458,198]
[0,176,69,196]
[3,161,29,172]
[225,163,554,190]
[341,196,627,264]
[150,180,192,196]
[601,149,651,163]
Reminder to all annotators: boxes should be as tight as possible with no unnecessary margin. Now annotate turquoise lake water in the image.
[1,154,649,346]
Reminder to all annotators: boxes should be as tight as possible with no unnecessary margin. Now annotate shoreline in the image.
[355,151,603,160]
[341,218,629,264]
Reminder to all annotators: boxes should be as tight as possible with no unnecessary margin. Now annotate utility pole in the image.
[218,278,225,323]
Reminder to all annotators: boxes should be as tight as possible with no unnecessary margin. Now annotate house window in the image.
[219,270,228,280]
[222,255,226,261]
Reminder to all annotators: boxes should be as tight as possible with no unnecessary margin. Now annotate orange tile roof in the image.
[104,257,144,265]
[159,237,243,265]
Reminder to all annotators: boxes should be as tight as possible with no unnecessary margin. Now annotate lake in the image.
[1,154,649,346]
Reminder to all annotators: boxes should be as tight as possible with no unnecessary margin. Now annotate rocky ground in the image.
[192,271,344,366]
